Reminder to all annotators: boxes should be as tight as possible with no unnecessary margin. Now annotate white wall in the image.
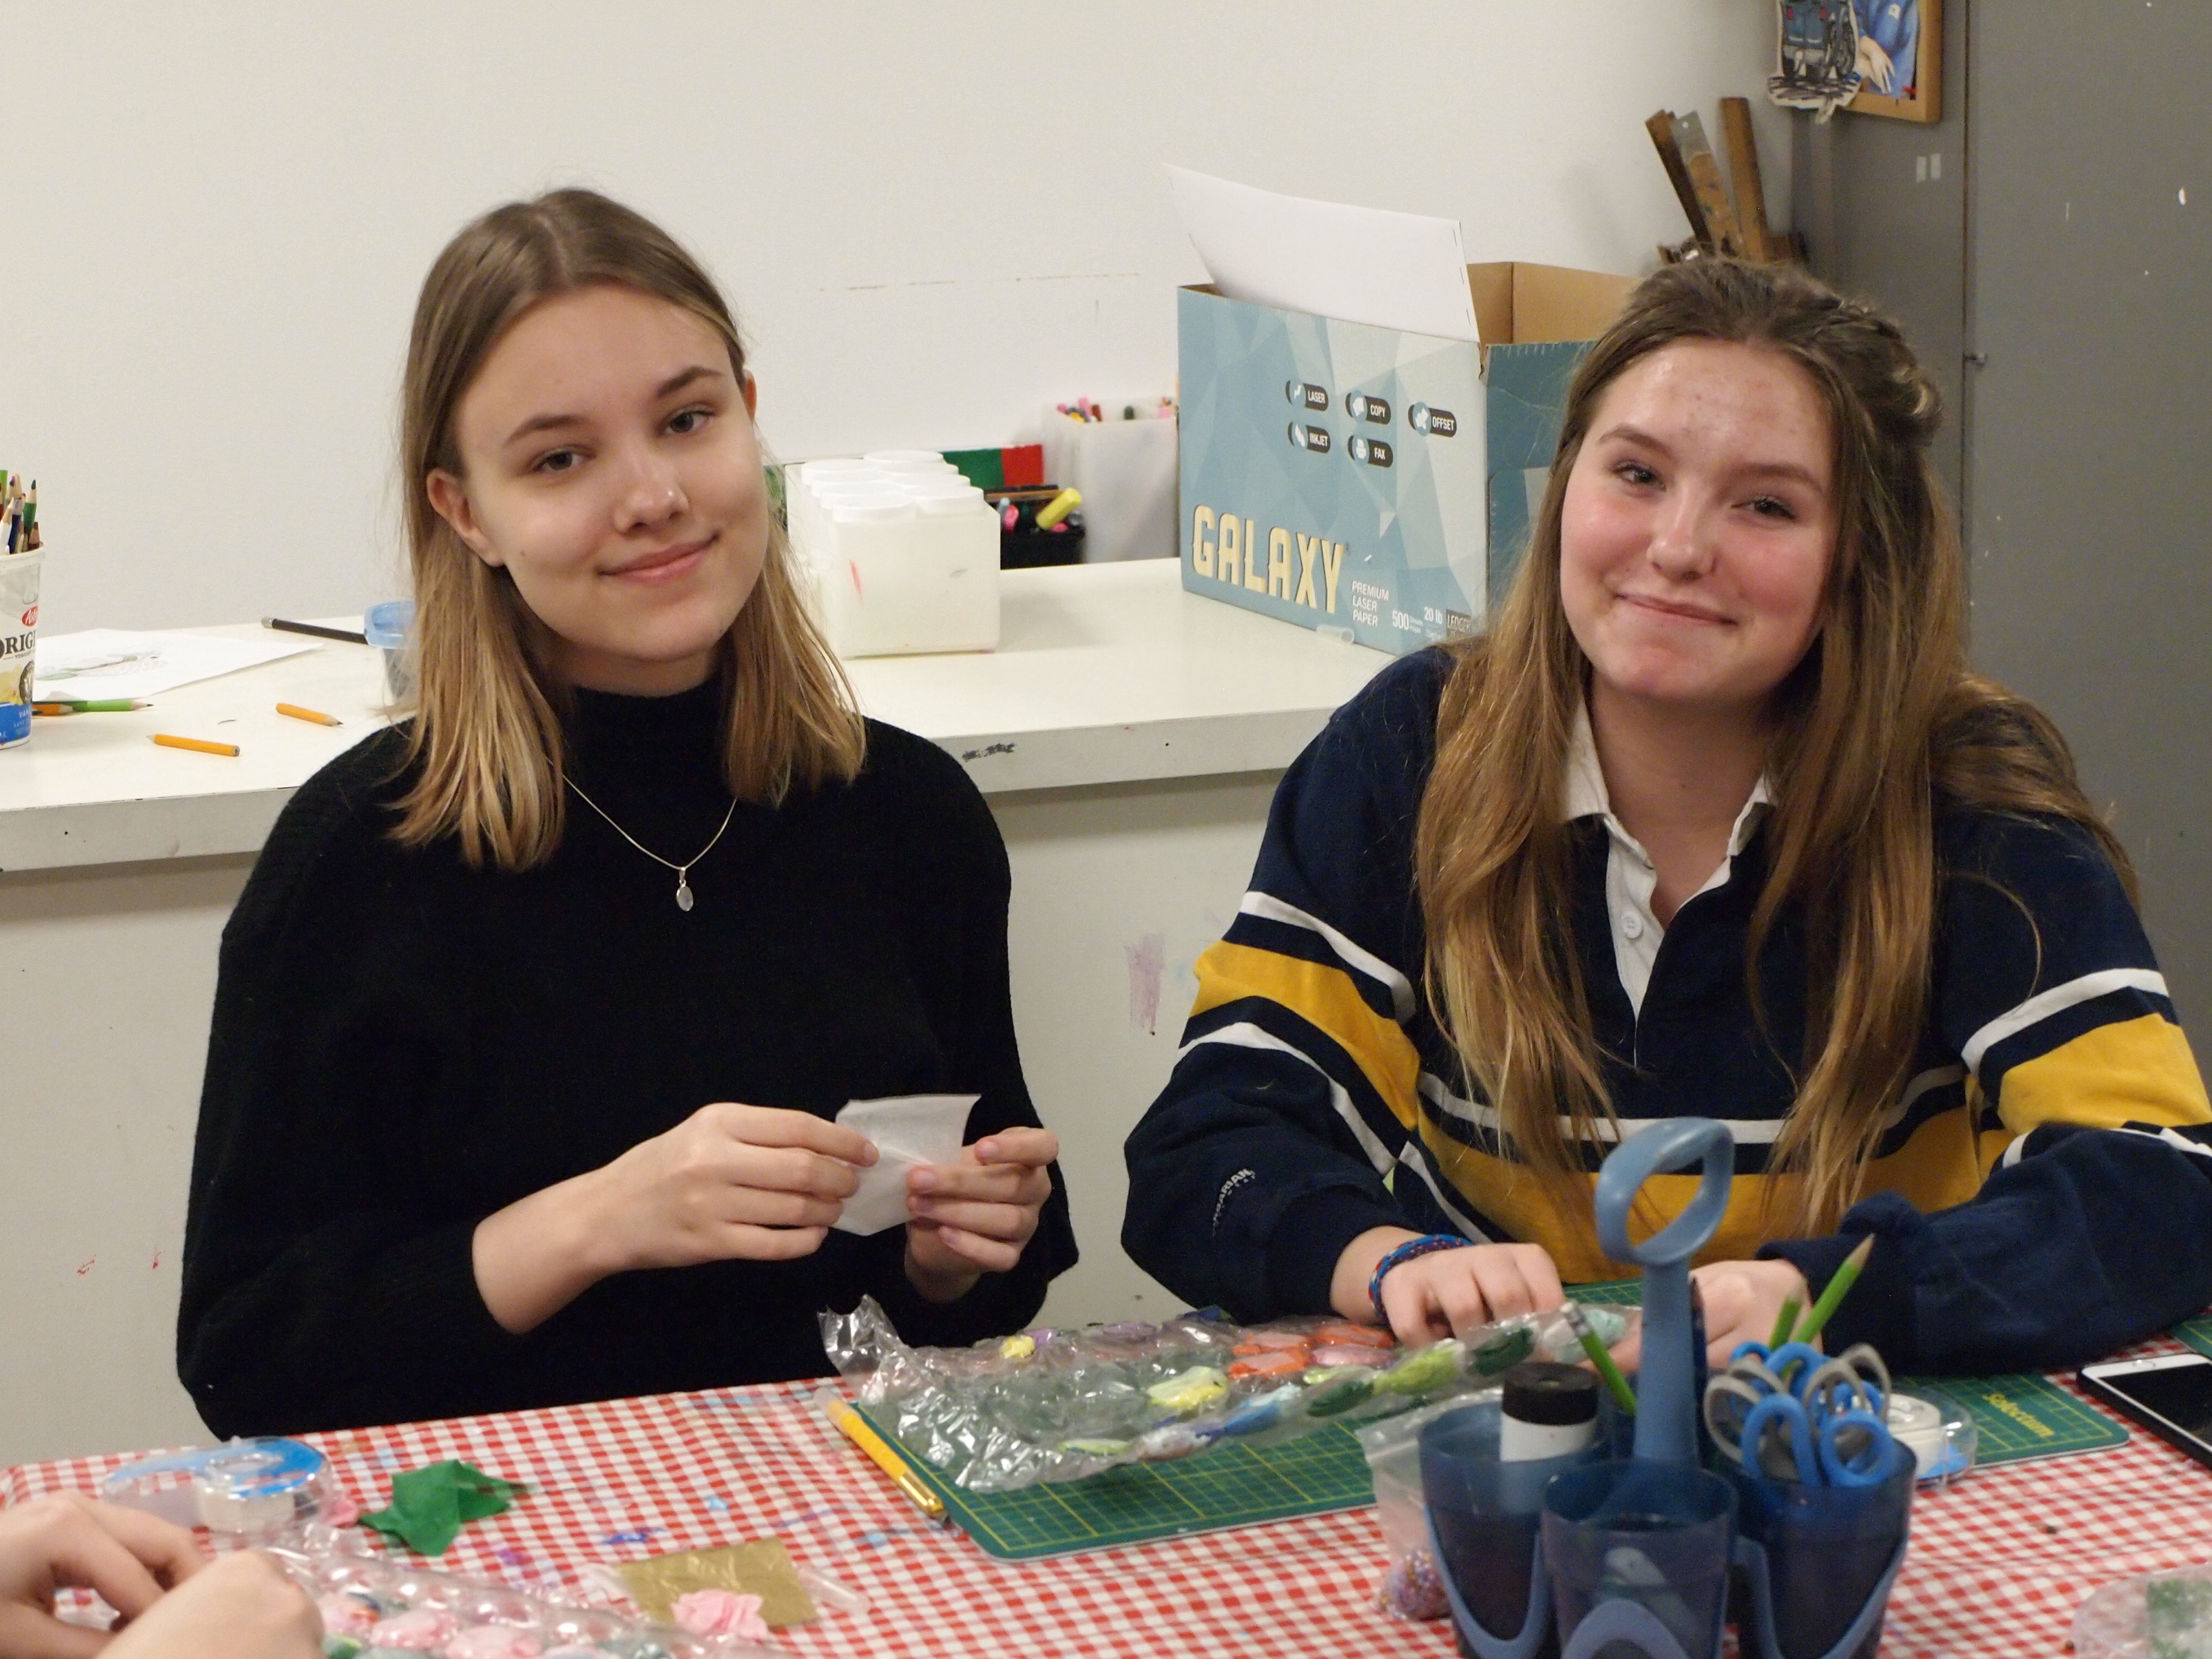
[0,2,1786,637]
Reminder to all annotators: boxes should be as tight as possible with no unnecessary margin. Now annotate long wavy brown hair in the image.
[391,188,864,869]
[1414,258,2130,1235]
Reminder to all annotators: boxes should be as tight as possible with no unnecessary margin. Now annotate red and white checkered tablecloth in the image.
[8,1363,2212,1658]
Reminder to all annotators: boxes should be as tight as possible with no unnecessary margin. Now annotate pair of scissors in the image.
[1705,1341,1896,1485]
[1725,1341,1890,1410]
[1713,1387,1892,1486]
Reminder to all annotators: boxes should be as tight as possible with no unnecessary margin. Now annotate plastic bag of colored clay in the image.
[277,1547,784,1658]
[816,1296,1629,1492]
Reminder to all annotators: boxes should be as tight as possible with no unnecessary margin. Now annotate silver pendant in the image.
[675,876,695,912]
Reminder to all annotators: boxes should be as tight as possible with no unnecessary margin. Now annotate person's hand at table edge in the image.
[1605,1257,1811,1374]
[1330,1226,1566,1345]
[0,1492,204,1659]
[102,1550,320,1659]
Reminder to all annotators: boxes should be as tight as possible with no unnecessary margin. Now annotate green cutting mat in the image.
[2169,1314,2212,1359]
[1572,1278,2128,1465]
[857,1407,1372,1562]
[868,1284,2146,1560]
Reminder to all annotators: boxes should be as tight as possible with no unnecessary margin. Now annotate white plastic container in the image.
[787,456,999,656]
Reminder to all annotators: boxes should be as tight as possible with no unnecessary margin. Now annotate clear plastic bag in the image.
[1356,1396,1486,1621]
[818,1296,1629,1492]
[280,1547,781,1658]
[2073,1562,2212,1659]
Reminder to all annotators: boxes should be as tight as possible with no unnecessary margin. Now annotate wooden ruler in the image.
[1645,109,1711,251]
[1719,97,1773,262]
[1674,111,1742,258]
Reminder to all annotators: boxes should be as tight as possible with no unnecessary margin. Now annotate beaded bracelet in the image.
[1368,1232,1468,1321]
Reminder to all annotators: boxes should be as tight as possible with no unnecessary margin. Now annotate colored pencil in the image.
[1564,1303,1638,1414]
[1767,1293,1802,1350]
[1791,1237,1876,1347]
[263,617,369,645]
[812,1387,945,1520]
[152,733,239,757]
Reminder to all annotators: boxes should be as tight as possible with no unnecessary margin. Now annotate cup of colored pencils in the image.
[0,468,44,752]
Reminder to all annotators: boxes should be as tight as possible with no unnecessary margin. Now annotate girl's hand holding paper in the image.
[474,1102,879,1336]
[826,1094,1059,1299]
[592,1103,876,1268]
[903,1127,1059,1296]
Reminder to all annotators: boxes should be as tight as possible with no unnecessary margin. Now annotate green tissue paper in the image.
[361,1459,529,1556]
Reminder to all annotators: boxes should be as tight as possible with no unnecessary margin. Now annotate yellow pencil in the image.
[275,702,342,727]
[152,733,239,757]
[811,1387,946,1520]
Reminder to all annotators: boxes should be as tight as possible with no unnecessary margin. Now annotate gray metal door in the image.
[1967,4,2212,1031]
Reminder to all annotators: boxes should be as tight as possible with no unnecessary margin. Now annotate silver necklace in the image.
[565,778,737,912]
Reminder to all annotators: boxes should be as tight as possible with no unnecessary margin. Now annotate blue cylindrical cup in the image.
[1731,1440,1913,1659]
[1421,1398,1601,1658]
[1541,1460,1736,1659]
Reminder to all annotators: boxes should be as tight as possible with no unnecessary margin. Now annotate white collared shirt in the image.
[1562,704,1773,1017]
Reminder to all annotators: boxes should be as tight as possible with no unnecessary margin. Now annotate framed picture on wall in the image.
[1847,0,1940,121]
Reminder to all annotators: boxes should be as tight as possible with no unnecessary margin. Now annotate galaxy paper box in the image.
[1177,262,1633,654]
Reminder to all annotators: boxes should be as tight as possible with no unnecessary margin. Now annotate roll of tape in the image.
[1888,1392,1946,1476]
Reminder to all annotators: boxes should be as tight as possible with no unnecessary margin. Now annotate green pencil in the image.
[1564,1302,1638,1414]
[38,698,150,712]
[1767,1293,1802,1350]
[1791,1236,1875,1347]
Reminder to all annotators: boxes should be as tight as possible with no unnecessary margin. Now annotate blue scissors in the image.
[1712,1388,1892,1486]
[1728,1339,1832,1387]
[1705,1341,1895,1485]
[1724,1341,1889,1409]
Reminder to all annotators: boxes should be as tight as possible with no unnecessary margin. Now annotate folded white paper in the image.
[1165,163,1480,342]
[831,1093,978,1235]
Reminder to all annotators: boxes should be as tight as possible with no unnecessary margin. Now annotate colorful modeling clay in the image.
[1216,1384,1303,1436]
[1133,1423,1210,1462]
[1147,1365,1229,1413]
[1303,1372,1378,1417]
[1313,1344,1395,1368]
[1374,1341,1462,1395]
[319,1594,379,1635]
[368,1608,459,1651]
[1060,1437,1132,1457]
[1313,1322,1397,1349]
[1227,1350,1308,1379]
[672,1590,770,1643]
[443,1629,543,1659]
[1469,1324,1537,1375]
[821,1294,1626,1491]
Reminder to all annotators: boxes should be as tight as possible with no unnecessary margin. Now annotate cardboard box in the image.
[1177,262,1634,654]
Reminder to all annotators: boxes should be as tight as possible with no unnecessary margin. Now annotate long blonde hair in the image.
[1414,258,2131,1234]
[392,188,864,869]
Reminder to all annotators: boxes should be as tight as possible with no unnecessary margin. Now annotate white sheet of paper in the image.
[1165,163,1480,342]
[831,1093,978,1235]
[33,629,316,702]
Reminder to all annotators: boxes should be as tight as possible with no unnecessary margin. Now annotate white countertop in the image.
[0,561,1394,873]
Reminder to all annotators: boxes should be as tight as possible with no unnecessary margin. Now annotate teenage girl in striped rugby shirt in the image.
[1125,259,2212,1375]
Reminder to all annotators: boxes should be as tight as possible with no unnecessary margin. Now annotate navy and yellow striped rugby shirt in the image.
[1123,649,2212,1374]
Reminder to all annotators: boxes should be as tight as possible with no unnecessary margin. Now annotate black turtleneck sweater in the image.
[178,684,1077,1437]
